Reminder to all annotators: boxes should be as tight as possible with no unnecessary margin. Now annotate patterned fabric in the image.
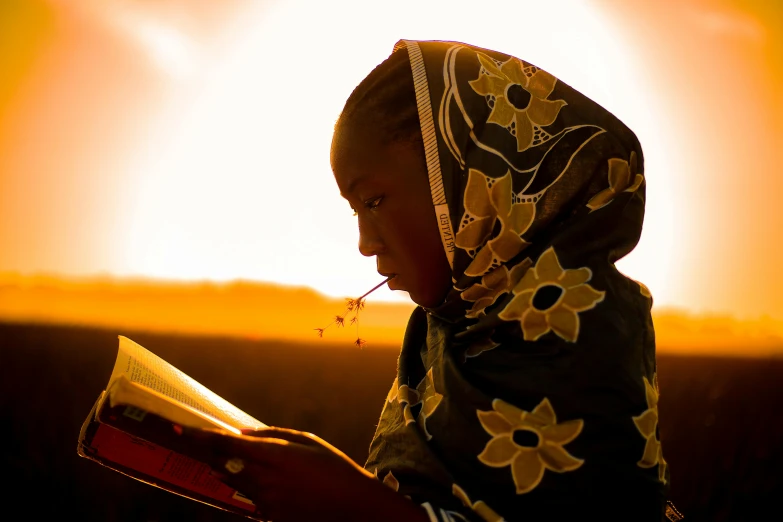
[364,40,668,521]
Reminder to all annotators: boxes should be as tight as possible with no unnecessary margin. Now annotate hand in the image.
[174,426,430,522]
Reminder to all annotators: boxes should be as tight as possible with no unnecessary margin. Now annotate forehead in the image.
[331,127,422,195]
[331,125,381,170]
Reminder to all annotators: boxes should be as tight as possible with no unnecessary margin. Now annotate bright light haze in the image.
[1,0,781,320]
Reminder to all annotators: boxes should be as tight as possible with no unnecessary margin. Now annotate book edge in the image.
[106,375,242,434]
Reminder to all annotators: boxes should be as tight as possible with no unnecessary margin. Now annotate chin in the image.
[407,291,441,309]
[396,290,413,302]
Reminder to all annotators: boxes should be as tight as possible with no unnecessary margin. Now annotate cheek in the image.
[392,209,449,278]
[386,208,432,258]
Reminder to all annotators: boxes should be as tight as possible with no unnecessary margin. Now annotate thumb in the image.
[240,426,322,446]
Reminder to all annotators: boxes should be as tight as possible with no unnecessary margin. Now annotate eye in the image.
[365,196,383,211]
[351,197,383,217]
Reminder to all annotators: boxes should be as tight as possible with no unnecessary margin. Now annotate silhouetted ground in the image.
[1,322,780,521]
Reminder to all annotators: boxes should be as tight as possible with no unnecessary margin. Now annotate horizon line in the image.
[1,270,781,324]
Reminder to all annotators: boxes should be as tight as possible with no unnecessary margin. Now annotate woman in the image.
[180,40,670,521]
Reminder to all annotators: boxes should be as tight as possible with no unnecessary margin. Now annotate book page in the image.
[108,336,265,431]
[106,375,242,433]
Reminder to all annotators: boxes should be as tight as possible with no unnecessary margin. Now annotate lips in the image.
[387,276,404,291]
[378,271,402,289]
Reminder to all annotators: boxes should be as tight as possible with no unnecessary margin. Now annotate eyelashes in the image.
[352,196,383,217]
[366,196,383,210]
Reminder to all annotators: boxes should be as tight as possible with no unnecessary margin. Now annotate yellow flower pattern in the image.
[586,151,644,212]
[374,469,411,500]
[633,375,667,484]
[386,377,399,403]
[382,470,400,491]
[392,369,443,440]
[416,368,444,440]
[469,52,566,152]
[398,383,420,425]
[498,247,605,342]
[452,483,504,522]
[455,169,535,277]
[477,398,583,494]
[463,334,500,359]
[461,258,532,318]
[374,377,399,422]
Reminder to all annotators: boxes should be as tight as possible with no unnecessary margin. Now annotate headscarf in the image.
[364,40,668,521]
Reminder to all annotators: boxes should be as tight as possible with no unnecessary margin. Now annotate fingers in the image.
[240,427,322,447]
[209,459,278,522]
[169,426,305,521]
[214,458,276,489]
[172,425,292,468]
[241,427,354,463]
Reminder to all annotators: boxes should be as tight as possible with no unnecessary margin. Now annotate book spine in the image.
[78,398,260,519]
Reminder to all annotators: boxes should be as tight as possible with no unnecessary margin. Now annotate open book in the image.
[77,336,266,519]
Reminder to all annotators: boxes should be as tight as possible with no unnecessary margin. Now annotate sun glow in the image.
[113,0,673,304]
[4,0,779,320]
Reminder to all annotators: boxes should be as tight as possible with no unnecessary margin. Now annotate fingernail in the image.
[224,457,245,474]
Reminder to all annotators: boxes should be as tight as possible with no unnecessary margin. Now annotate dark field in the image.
[1,322,780,521]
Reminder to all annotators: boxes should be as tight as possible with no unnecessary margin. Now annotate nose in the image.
[357,219,384,257]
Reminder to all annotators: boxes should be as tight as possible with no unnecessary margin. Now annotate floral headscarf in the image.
[364,40,670,521]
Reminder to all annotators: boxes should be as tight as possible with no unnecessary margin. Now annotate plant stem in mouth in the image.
[314,276,394,345]
[358,276,394,301]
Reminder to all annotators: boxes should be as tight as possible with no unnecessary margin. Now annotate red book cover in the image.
[77,336,267,520]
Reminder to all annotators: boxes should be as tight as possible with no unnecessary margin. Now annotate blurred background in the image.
[1,0,781,520]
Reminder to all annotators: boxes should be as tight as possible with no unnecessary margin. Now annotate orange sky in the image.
[1,0,782,320]
[2,273,781,357]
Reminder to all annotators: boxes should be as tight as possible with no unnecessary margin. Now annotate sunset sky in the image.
[1,0,781,321]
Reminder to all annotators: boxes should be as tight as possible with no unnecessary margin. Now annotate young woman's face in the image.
[330,127,452,308]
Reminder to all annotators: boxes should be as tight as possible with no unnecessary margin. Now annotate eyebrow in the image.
[341,175,368,197]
